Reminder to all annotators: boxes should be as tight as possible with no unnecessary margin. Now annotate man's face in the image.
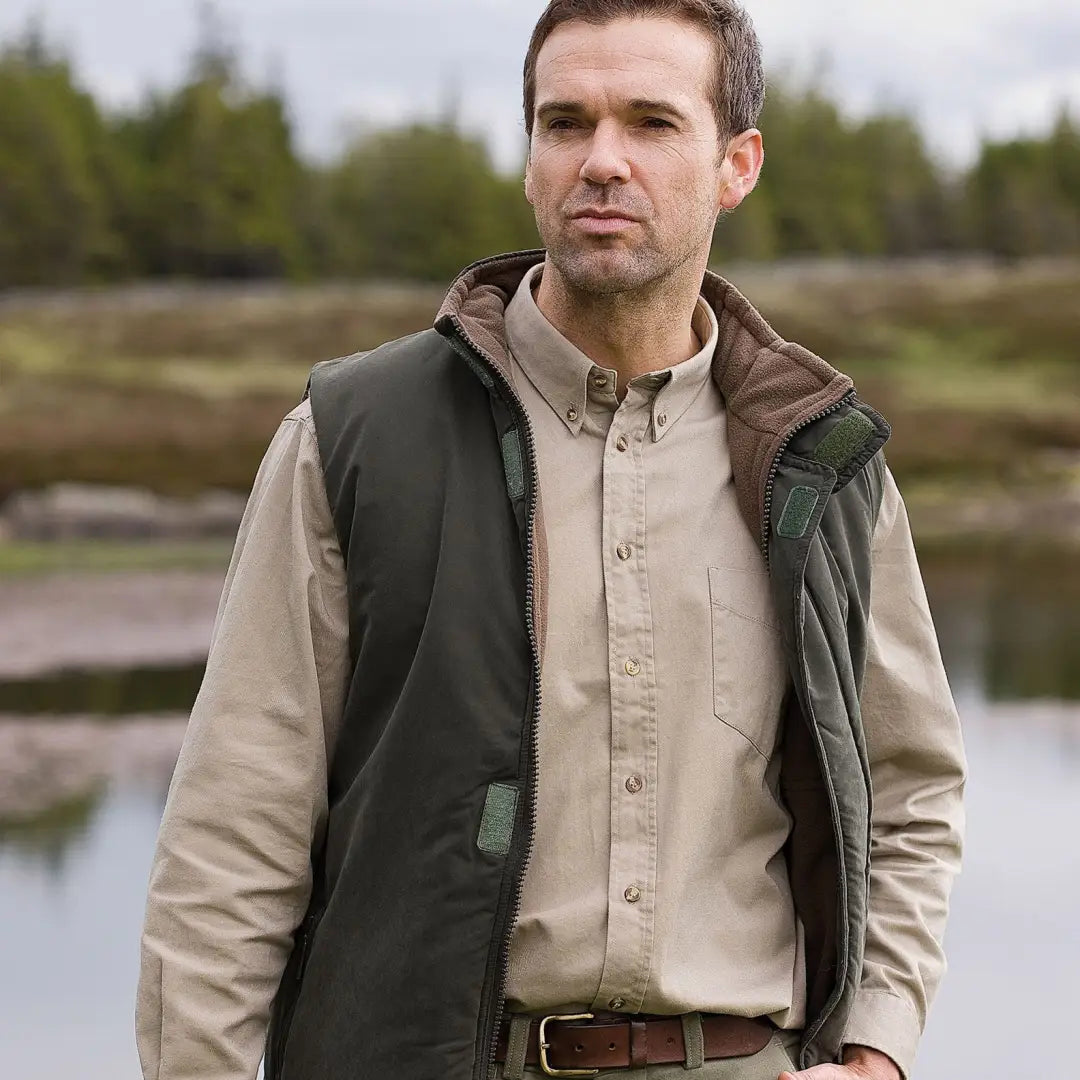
[525,16,731,297]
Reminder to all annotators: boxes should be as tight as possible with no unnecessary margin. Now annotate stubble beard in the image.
[537,203,716,304]
[547,232,666,297]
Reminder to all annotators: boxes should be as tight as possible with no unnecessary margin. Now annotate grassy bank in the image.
[737,258,1080,496]
[0,539,233,576]
[2,258,1078,516]
[0,280,445,497]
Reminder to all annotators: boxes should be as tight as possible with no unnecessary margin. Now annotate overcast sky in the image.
[3,0,1078,174]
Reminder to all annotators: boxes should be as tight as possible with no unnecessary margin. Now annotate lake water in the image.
[1,548,1077,1078]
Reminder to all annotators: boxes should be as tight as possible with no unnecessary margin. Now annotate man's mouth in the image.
[570,209,640,235]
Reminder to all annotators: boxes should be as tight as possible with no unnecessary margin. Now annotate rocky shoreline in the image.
[2,477,1080,683]
[0,484,246,542]
[0,567,225,679]
[0,715,187,826]
[909,484,1080,548]
[5,477,1080,550]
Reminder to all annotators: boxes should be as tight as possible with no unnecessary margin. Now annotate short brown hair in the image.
[523,0,765,143]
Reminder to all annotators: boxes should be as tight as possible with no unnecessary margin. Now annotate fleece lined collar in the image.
[434,249,871,544]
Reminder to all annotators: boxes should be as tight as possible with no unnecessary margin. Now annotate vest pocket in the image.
[266,904,324,1078]
[708,565,788,758]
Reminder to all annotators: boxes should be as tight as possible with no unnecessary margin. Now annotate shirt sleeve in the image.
[840,465,967,1079]
[135,398,351,1080]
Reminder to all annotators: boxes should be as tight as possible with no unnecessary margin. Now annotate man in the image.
[137,2,966,1079]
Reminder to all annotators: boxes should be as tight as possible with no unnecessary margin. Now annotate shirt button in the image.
[617,543,632,561]
[616,434,629,452]
[566,405,579,422]
[624,658,641,677]
[609,998,626,1010]
[624,885,641,903]
[625,774,643,794]
[657,413,667,427]
[591,372,608,388]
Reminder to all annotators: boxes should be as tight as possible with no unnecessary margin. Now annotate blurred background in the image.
[0,1,1078,1077]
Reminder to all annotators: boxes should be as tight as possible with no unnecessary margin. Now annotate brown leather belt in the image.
[495,1010,775,1075]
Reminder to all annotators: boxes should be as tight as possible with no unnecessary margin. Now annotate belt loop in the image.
[629,1019,648,1069]
[680,1012,705,1070]
[501,1013,533,1080]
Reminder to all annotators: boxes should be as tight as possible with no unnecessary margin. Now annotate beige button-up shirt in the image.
[503,264,803,1025]
[137,268,965,1080]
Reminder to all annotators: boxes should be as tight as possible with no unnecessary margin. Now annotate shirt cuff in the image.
[841,990,923,1080]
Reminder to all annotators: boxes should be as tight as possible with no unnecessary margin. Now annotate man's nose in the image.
[579,121,632,186]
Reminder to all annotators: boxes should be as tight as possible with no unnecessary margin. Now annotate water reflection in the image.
[0,715,186,868]
[0,787,104,865]
[0,663,206,716]
[0,547,1077,1078]
[914,696,1080,1079]
[924,544,1080,702]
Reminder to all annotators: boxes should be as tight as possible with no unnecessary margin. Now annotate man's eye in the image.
[547,119,578,131]
[642,117,674,129]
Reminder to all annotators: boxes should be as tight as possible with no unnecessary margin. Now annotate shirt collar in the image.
[504,260,719,441]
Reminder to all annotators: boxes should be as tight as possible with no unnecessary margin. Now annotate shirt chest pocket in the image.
[707,565,790,758]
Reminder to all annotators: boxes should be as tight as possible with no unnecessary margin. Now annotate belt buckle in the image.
[537,1013,599,1077]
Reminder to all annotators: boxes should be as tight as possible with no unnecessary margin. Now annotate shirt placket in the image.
[592,386,659,1013]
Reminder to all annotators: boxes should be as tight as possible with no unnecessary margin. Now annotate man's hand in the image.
[779,1045,902,1080]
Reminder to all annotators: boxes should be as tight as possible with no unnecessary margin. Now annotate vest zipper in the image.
[450,323,863,1068]
[759,389,856,565]
[760,387,860,1062]
[445,323,543,1080]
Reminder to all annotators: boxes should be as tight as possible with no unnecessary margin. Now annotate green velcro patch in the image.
[777,486,820,539]
[500,429,525,500]
[810,412,876,470]
[476,782,518,856]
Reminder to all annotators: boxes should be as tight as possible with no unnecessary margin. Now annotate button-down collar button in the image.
[624,658,641,677]
[566,405,579,422]
[616,434,629,452]
[617,543,632,561]
[624,885,642,903]
[591,372,608,388]
[657,413,667,427]
[625,774,643,794]
[609,998,626,1010]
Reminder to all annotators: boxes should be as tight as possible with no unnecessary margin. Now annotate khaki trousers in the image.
[493,1013,801,1080]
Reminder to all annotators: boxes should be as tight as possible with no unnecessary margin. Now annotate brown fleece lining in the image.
[435,250,855,640]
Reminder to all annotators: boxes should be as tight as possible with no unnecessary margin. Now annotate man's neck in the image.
[533,260,705,401]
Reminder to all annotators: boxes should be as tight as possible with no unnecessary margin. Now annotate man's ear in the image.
[524,148,536,207]
[718,128,764,212]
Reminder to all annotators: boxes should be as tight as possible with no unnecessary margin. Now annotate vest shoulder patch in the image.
[811,411,876,470]
[777,486,820,540]
[476,781,518,856]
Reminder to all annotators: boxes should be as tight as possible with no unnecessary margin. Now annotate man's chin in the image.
[548,244,656,297]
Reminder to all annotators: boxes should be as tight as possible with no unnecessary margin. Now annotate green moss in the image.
[0,540,232,577]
